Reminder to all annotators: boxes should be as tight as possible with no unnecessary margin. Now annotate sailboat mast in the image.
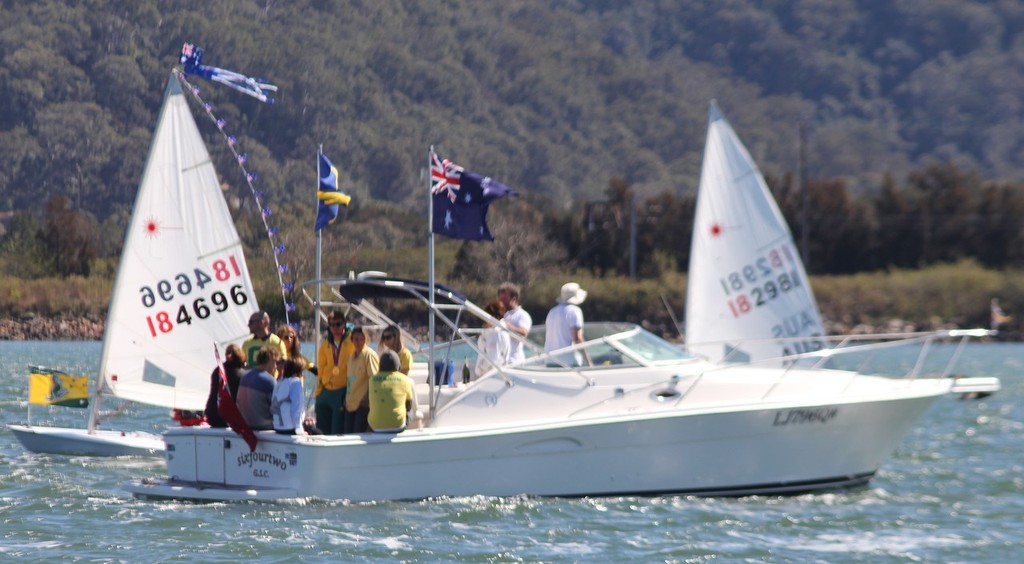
[799,120,810,269]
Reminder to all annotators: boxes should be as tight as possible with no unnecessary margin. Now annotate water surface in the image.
[2,341,1021,561]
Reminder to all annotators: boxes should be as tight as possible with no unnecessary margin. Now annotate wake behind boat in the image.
[127,276,994,502]
[8,72,259,457]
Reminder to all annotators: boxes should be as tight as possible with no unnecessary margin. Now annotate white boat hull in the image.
[127,382,946,502]
[7,424,164,457]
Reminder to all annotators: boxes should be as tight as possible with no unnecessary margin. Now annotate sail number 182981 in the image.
[726,271,801,317]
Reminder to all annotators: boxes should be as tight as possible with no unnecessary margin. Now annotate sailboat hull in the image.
[126,384,945,502]
[7,424,164,457]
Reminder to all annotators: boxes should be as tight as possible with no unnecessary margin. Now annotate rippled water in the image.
[2,341,1022,561]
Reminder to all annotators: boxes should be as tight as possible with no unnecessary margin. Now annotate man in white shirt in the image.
[544,282,591,367]
[498,282,532,364]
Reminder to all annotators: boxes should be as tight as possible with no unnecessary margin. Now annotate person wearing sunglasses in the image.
[377,324,412,375]
[314,311,354,435]
[276,324,311,374]
[242,310,289,368]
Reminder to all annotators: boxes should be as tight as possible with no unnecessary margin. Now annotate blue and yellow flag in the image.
[28,367,89,407]
[315,152,352,231]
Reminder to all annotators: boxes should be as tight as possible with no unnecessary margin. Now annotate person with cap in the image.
[242,310,289,367]
[368,350,420,433]
[498,282,532,364]
[544,282,591,367]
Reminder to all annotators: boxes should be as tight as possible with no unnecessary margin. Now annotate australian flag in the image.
[430,150,516,241]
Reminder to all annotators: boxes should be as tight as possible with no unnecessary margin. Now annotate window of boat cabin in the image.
[519,323,691,370]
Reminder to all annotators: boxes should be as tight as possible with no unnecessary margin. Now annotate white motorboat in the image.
[127,276,995,502]
[9,72,259,456]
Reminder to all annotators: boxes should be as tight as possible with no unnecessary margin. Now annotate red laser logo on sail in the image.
[144,217,161,239]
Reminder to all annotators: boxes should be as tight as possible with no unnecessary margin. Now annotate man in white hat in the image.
[544,282,591,367]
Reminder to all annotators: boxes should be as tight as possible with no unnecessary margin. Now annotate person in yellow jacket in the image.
[368,350,419,433]
[343,326,379,434]
[314,311,354,435]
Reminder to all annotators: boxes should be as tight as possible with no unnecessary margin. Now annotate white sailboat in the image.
[8,72,258,456]
[686,101,825,363]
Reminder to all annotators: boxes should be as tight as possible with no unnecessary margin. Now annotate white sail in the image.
[685,101,824,363]
[96,73,258,411]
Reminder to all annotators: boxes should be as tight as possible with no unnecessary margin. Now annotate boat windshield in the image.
[523,322,692,369]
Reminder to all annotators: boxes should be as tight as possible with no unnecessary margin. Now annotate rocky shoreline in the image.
[0,317,106,341]
[0,317,320,342]
[0,315,972,343]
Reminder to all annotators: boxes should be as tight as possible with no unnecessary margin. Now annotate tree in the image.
[872,174,920,269]
[0,210,48,279]
[34,102,120,212]
[907,162,979,265]
[40,195,98,277]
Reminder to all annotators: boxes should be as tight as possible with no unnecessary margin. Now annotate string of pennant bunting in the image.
[176,71,296,326]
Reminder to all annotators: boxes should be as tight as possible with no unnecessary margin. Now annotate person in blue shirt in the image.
[236,346,280,430]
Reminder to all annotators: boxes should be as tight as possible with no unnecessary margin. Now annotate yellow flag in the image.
[28,368,90,407]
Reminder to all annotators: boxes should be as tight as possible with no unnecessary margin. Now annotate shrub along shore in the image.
[1,261,1019,341]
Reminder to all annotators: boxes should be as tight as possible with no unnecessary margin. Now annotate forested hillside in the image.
[3,0,1024,290]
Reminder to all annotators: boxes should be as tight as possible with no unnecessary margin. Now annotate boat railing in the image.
[301,275,554,412]
[669,328,993,403]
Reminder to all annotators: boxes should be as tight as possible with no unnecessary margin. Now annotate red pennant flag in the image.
[214,345,258,451]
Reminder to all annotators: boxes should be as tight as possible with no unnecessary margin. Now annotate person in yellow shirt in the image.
[377,324,413,375]
[368,350,418,433]
[314,311,354,435]
[343,326,379,434]
[242,311,288,367]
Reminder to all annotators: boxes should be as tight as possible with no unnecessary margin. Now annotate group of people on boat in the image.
[197,279,589,437]
[313,312,419,434]
[199,308,420,436]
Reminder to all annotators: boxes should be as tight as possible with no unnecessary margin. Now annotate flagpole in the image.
[427,146,436,413]
[312,145,324,416]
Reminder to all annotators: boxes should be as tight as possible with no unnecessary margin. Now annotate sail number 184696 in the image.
[139,257,250,338]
